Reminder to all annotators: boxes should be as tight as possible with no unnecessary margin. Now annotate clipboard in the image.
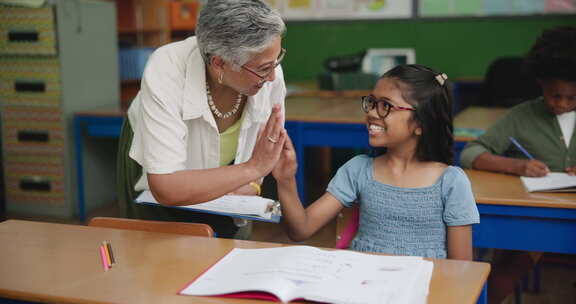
[135,191,282,223]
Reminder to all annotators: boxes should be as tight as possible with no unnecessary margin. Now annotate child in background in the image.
[272,64,480,260]
[460,26,576,176]
[460,26,576,304]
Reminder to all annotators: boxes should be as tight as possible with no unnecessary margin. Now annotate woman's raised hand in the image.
[248,104,287,177]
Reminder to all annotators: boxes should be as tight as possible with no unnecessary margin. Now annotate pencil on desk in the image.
[509,137,534,159]
[99,245,109,271]
[105,241,116,265]
[102,241,112,268]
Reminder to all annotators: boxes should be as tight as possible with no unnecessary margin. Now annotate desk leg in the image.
[476,283,488,304]
[285,122,306,203]
[74,116,86,223]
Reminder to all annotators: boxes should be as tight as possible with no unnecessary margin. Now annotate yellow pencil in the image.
[102,241,112,268]
[106,242,116,265]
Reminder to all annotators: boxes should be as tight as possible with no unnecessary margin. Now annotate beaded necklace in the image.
[206,82,242,119]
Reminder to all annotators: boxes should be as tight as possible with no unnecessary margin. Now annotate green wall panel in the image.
[282,16,576,82]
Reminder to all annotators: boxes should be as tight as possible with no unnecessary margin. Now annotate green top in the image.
[219,115,244,167]
[460,98,576,172]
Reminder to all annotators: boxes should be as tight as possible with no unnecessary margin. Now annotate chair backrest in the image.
[88,217,215,237]
[335,204,359,249]
[479,57,541,107]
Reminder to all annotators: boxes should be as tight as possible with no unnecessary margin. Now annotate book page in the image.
[301,249,432,304]
[181,246,433,304]
[135,191,274,219]
[181,246,335,302]
[521,173,576,192]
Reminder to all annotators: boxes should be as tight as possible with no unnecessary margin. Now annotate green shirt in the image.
[460,98,576,172]
[219,115,244,167]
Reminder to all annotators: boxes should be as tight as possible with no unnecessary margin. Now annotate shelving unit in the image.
[114,0,198,109]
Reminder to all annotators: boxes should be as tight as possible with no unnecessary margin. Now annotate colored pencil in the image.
[106,241,116,265]
[99,245,109,271]
[102,241,112,268]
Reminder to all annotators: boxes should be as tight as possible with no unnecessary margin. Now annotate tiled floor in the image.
[502,262,576,304]
[250,218,336,248]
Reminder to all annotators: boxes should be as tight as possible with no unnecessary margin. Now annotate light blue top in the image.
[327,155,480,259]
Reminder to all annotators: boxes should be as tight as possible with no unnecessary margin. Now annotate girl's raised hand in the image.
[247,104,287,177]
[272,133,298,182]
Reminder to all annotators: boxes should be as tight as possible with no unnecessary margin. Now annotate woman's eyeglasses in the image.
[361,95,415,119]
[241,48,286,83]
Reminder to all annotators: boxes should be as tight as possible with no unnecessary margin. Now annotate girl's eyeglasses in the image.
[241,48,286,83]
[361,95,415,119]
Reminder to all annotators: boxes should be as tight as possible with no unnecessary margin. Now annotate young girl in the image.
[272,64,480,260]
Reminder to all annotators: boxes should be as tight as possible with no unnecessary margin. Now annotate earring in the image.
[218,72,224,84]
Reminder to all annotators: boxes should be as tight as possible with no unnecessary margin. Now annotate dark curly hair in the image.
[371,64,454,166]
[525,26,576,82]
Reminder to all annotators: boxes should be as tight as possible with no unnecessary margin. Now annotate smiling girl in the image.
[272,64,480,260]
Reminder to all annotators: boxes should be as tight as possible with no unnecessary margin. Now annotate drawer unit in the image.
[0,1,118,219]
[0,57,61,107]
[2,106,64,154]
[0,6,57,55]
[4,154,65,205]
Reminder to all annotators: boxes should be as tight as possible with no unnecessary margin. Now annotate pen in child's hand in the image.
[509,137,534,160]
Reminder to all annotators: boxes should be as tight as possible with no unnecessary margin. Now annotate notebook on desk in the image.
[520,173,576,192]
[179,246,433,304]
[135,191,281,223]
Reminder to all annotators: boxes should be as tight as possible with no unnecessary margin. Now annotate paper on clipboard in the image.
[135,191,281,222]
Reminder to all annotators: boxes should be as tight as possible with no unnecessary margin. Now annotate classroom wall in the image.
[281,16,576,82]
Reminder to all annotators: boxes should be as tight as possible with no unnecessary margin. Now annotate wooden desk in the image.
[465,170,576,253]
[451,106,508,168]
[453,106,508,141]
[74,108,125,221]
[0,220,489,304]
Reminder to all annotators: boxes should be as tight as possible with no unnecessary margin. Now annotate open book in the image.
[135,191,281,223]
[180,246,434,304]
[521,173,576,192]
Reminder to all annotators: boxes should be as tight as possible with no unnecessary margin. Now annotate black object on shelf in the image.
[323,50,366,73]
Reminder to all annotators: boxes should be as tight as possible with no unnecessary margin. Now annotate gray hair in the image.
[196,0,286,69]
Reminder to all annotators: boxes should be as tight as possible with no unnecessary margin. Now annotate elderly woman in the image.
[117,0,287,239]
